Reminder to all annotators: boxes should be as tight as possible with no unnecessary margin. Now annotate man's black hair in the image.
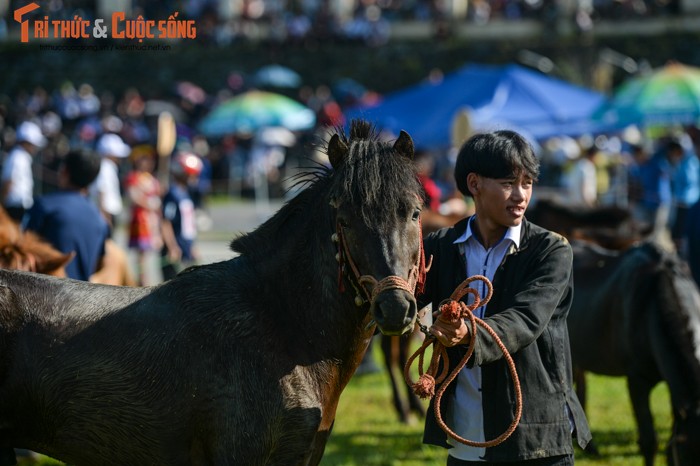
[454,130,540,197]
[64,149,102,189]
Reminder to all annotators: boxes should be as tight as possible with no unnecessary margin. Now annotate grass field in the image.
[23,342,672,466]
[320,341,672,466]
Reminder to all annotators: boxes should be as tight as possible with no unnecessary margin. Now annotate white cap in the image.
[96,133,130,158]
[16,121,47,148]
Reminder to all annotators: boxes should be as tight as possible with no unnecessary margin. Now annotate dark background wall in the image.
[2,24,700,98]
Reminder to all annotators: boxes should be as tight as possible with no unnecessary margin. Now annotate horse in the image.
[568,239,700,466]
[527,198,651,250]
[0,206,72,277]
[0,120,426,466]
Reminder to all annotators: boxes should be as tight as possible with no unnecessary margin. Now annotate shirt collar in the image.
[453,215,522,249]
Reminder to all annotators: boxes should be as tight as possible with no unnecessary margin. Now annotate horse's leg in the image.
[627,375,658,466]
[380,335,410,423]
[398,332,425,418]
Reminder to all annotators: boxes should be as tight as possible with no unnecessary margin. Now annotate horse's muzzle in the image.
[371,289,417,336]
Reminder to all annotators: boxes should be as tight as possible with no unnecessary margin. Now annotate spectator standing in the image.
[686,198,700,288]
[161,152,202,281]
[125,145,162,285]
[635,140,674,237]
[626,143,649,216]
[89,133,130,234]
[562,145,598,207]
[667,141,700,256]
[416,150,443,211]
[24,149,109,281]
[1,121,47,222]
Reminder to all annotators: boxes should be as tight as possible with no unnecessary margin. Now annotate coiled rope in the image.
[404,275,522,447]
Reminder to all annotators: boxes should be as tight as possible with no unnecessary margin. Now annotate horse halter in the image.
[333,220,430,309]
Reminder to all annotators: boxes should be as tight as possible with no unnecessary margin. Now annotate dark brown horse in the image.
[569,240,700,466]
[528,198,651,250]
[0,121,425,466]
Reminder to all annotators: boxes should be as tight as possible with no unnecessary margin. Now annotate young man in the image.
[24,149,109,281]
[160,151,202,281]
[1,121,47,222]
[89,133,130,234]
[420,130,591,465]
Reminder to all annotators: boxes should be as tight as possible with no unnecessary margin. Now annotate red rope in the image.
[404,275,522,448]
[336,217,431,303]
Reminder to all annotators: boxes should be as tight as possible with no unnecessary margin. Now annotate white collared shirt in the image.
[447,215,521,461]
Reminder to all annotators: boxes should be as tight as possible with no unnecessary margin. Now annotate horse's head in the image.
[326,121,424,335]
[0,208,73,277]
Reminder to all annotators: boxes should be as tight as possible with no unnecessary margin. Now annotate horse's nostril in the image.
[372,290,417,335]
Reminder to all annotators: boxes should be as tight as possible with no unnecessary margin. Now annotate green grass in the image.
[22,345,672,466]
[323,367,671,466]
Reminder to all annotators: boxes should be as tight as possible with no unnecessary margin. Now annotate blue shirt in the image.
[638,152,672,208]
[671,152,700,207]
[24,191,109,281]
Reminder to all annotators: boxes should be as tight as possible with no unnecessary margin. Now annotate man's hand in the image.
[430,314,470,347]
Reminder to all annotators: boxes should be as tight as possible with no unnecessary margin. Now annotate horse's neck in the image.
[251,201,373,364]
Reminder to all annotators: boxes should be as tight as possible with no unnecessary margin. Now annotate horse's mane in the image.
[231,121,421,258]
[637,241,700,399]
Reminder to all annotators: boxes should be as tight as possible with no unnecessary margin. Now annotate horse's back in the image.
[0,260,324,465]
[568,241,652,375]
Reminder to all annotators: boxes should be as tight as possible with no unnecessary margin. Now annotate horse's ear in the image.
[393,130,414,160]
[327,134,349,169]
[43,251,75,277]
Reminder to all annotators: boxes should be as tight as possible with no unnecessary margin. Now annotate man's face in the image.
[469,172,533,229]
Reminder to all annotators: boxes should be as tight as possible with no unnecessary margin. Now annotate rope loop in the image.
[404,275,522,448]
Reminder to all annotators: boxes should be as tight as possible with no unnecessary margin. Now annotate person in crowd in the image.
[1,121,47,222]
[634,138,675,237]
[420,130,591,465]
[416,149,443,212]
[687,198,700,288]
[89,132,130,234]
[161,151,203,281]
[562,144,597,207]
[125,145,162,286]
[667,138,700,257]
[626,143,649,217]
[24,149,109,281]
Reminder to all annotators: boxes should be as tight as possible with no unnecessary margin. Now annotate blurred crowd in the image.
[0,0,685,47]
[1,63,699,289]
[537,127,700,281]
[0,68,377,284]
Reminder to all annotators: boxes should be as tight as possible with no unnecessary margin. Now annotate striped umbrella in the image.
[198,90,316,137]
[595,62,700,128]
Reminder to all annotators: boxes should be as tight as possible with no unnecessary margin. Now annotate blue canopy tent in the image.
[344,63,618,150]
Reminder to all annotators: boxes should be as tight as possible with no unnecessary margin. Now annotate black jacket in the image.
[420,217,591,461]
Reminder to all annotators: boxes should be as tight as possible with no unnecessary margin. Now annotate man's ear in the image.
[466,173,480,197]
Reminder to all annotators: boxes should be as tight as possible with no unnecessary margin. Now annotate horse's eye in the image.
[412,210,421,221]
